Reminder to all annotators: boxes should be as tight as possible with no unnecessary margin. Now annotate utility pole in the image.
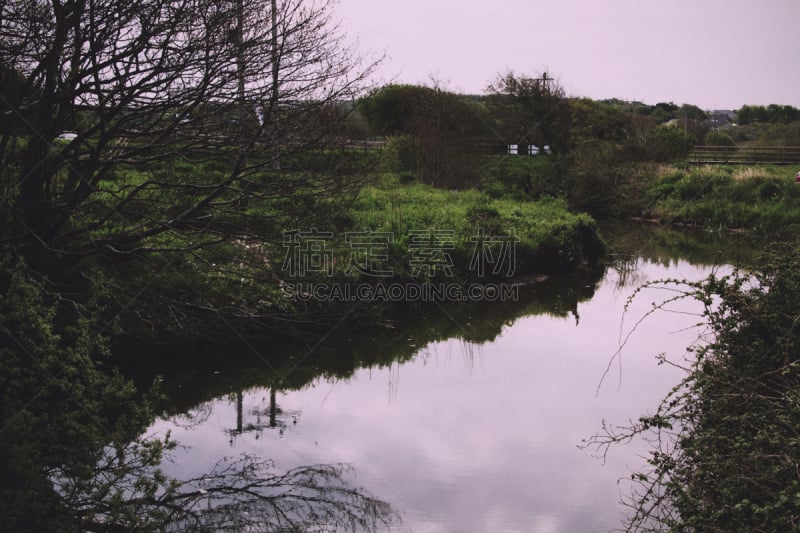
[539,71,551,91]
[270,0,280,170]
[235,0,247,168]
[269,387,277,427]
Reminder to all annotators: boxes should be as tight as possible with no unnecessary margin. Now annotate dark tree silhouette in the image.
[56,445,397,532]
[0,0,380,335]
[0,0,376,265]
[486,70,571,155]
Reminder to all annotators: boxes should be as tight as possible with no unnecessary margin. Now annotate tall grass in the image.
[349,175,603,275]
[645,165,800,232]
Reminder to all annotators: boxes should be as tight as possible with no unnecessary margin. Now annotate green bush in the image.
[646,125,695,161]
[0,253,160,531]
[479,155,564,200]
[465,204,503,235]
[673,173,713,200]
[704,131,736,146]
[377,135,418,173]
[590,247,800,531]
[757,178,782,200]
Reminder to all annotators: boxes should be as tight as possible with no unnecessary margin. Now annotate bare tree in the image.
[0,0,380,335]
[54,442,397,532]
[0,0,377,267]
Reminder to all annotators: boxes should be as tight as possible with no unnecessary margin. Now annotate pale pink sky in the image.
[336,0,800,110]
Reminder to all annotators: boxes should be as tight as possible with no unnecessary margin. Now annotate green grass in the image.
[347,175,603,276]
[645,165,800,232]
[72,166,606,341]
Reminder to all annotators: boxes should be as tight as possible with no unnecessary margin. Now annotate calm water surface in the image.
[150,226,748,532]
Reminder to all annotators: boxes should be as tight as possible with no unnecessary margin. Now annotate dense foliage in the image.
[2,1,798,527]
[359,83,493,187]
[357,74,718,196]
[644,165,800,232]
[0,254,157,530]
[586,247,800,531]
[0,0,379,340]
[350,176,604,275]
[737,104,800,125]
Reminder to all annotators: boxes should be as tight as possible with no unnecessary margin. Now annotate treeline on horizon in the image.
[325,75,800,189]
[347,73,800,145]
[350,78,800,140]
[248,74,791,229]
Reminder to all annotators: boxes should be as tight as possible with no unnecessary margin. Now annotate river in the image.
[147,221,761,532]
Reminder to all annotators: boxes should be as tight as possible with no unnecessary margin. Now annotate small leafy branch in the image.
[597,274,714,396]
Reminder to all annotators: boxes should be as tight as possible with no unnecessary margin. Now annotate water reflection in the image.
[2,222,755,531]
[136,263,606,420]
[0,357,393,532]
[598,219,764,268]
[222,387,302,443]
[52,440,396,532]
[146,223,760,532]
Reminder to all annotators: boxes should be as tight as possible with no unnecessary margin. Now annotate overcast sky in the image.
[336,0,800,110]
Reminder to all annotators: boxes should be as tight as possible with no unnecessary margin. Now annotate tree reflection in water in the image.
[226,387,300,443]
[52,437,397,532]
[0,261,395,532]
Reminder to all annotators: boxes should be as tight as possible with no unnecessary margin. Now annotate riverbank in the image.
[349,174,604,275]
[146,221,767,533]
[640,164,800,232]
[587,244,800,532]
[472,155,800,235]
[80,170,605,348]
[587,163,800,234]
[270,175,604,331]
[132,218,767,413]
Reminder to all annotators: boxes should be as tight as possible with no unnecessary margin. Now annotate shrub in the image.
[586,246,800,532]
[465,204,503,235]
[644,165,800,233]
[479,155,564,201]
[704,131,736,146]
[646,125,695,161]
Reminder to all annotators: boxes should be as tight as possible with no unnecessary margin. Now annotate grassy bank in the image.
[349,175,604,277]
[96,171,605,343]
[474,153,800,235]
[641,165,800,233]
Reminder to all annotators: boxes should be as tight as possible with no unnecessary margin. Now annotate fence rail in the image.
[688,145,800,165]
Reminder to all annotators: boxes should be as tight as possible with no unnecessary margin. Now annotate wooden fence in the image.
[688,146,800,165]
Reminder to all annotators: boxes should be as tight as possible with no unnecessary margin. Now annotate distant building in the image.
[705,110,736,130]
